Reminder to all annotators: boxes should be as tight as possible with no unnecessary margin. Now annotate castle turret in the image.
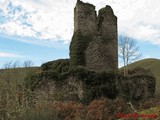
[98,5,117,37]
[74,0,97,35]
[93,5,118,72]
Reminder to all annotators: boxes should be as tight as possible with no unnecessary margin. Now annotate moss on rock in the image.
[41,59,69,72]
[69,31,92,66]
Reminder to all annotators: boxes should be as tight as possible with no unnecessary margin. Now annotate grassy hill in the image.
[0,67,40,82]
[0,67,41,96]
[0,67,41,90]
[126,58,160,96]
[0,67,41,119]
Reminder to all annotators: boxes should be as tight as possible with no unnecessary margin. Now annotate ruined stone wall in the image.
[34,77,84,103]
[71,0,118,72]
[74,0,97,35]
[33,73,156,104]
[116,75,156,101]
[96,6,118,71]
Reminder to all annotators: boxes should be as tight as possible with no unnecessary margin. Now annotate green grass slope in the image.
[126,58,160,96]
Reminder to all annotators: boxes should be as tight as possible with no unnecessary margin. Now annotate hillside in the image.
[0,67,41,87]
[126,58,160,96]
[0,61,159,119]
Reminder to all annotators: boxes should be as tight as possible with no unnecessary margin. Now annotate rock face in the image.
[70,0,118,72]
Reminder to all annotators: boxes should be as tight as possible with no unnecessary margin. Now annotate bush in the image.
[54,101,86,120]
[41,59,70,72]
[24,72,39,91]
[41,70,59,80]
[128,67,153,76]
[69,66,90,80]
[39,59,70,82]
[53,98,133,120]
[135,98,160,110]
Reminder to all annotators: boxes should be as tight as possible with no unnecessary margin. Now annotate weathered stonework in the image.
[34,76,84,102]
[74,0,97,35]
[30,0,156,104]
[33,73,156,103]
[70,0,118,72]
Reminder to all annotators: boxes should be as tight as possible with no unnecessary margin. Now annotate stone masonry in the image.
[32,0,156,103]
[71,0,118,72]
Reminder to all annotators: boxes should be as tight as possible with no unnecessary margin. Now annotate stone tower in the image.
[74,0,96,35]
[70,0,118,72]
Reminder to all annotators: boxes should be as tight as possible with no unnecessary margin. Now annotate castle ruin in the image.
[32,0,156,104]
[70,0,118,72]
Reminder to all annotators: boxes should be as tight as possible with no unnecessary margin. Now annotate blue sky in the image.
[0,0,160,68]
[0,34,69,67]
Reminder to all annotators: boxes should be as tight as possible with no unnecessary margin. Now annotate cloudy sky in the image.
[0,0,160,68]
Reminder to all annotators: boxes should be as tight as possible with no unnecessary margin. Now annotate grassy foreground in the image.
[0,67,41,120]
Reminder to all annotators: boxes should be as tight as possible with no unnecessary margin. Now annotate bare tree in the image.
[23,60,34,67]
[3,60,34,69]
[3,61,13,69]
[118,35,141,76]
[3,60,20,69]
[12,60,20,68]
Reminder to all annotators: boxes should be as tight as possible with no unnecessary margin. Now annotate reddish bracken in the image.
[54,101,86,120]
[53,98,133,120]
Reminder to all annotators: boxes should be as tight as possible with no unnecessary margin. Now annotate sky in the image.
[0,0,160,68]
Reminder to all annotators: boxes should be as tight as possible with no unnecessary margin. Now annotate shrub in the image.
[135,98,160,110]
[128,67,153,76]
[69,66,90,79]
[41,70,59,80]
[41,59,70,72]
[53,98,133,120]
[54,101,86,120]
[24,72,39,91]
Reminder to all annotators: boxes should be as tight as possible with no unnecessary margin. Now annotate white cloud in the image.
[0,0,160,44]
[0,52,22,58]
[0,0,75,44]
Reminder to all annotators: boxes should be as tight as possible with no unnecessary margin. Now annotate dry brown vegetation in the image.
[0,65,160,120]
